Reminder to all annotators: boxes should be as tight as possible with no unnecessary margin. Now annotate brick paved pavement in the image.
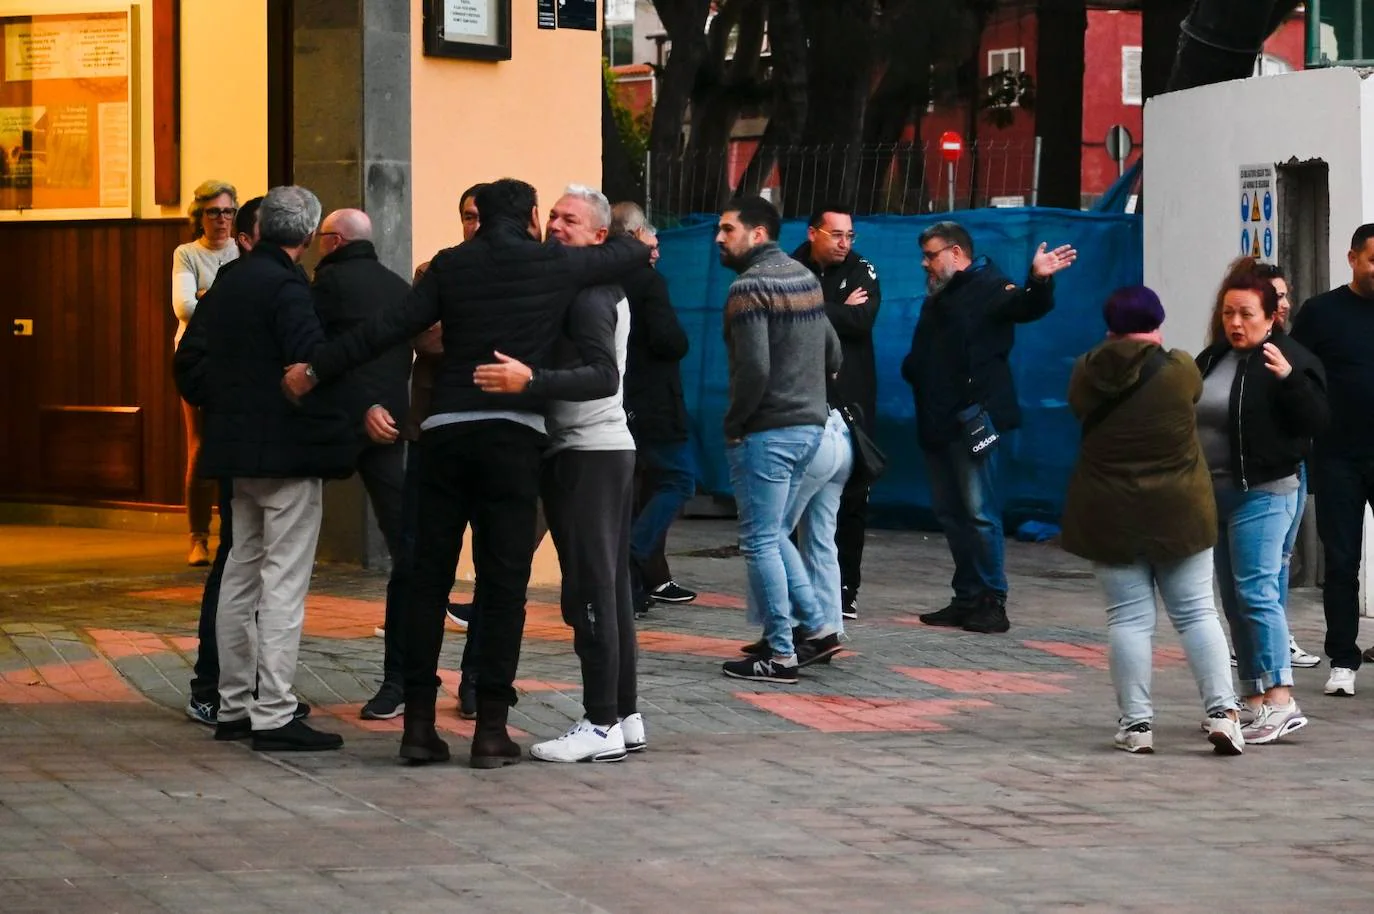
[3,520,1374,913]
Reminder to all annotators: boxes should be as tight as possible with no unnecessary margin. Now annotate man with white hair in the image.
[187,185,357,752]
[475,184,642,763]
[312,208,413,576]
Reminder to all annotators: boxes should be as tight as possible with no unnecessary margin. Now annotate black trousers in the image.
[835,474,869,598]
[189,479,234,701]
[404,421,543,707]
[356,441,407,563]
[381,442,424,684]
[542,449,638,726]
[1314,455,1374,670]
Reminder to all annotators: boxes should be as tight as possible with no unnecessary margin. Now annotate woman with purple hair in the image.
[1061,286,1244,756]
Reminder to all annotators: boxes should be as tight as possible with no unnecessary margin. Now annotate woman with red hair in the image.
[1195,258,1329,744]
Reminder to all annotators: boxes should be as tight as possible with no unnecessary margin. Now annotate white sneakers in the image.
[1205,714,1245,756]
[1324,667,1357,696]
[530,719,628,763]
[530,714,649,763]
[620,712,647,753]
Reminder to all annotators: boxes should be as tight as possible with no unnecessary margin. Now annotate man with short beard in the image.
[901,221,1076,635]
[714,196,845,685]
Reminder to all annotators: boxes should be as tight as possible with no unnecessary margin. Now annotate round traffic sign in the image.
[939,131,964,163]
[1105,124,1133,162]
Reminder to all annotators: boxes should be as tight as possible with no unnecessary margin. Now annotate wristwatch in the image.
[525,369,537,393]
[305,364,316,379]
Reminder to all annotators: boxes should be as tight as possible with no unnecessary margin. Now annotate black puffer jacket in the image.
[174,244,358,480]
[1195,332,1329,488]
[621,264,689,443]
[308,218,649,416]
[901,257,1054,451]
[311,240,413,430]
[791,243,881,427]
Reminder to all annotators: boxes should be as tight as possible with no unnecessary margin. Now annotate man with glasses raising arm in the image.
[792,205,881,621]
[901,221,1076,635]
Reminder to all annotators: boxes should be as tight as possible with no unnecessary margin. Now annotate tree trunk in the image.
[602,71,642,204]
[735,0,807,213]
[1141,0,1191,102]
[1033,0,1087,209]
[646,0,712,219]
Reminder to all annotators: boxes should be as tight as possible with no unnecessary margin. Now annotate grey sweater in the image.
[533,284,635,455]
[723,242,841,440]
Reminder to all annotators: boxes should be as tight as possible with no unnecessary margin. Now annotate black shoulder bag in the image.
[1079,348,1168,437]
[836,404,887,487]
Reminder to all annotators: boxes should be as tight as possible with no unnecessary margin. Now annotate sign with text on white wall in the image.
[1239,163,1278,264]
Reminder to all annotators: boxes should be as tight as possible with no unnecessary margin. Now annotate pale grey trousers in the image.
[216,477,323,730]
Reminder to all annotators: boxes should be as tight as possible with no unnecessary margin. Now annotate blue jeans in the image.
[727,425,827,657]
[924,441,1007,600]
[1095,550,1240,727]
[630,439,696,564]
[1214,484,1298,697]
[783,410,853,634]
[1278,462,1307,614]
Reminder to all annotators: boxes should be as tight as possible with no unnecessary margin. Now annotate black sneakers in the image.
[360,681,405,720]
[841,587,858,621]
[797,633,843,667]
[251,719,344,752]
[721,656,799,684]
[651,581,697,604]
[962,594,1010,634]
[918,599,976,627]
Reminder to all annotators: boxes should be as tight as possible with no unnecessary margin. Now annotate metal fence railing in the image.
[646,139,1042,223]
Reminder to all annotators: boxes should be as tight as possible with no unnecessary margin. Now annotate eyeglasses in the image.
[816,227,857,242]
[317,231,342,239]
[921,244,954,262]
[204,206,237,219]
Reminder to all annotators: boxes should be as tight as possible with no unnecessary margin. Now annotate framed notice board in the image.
[0,3,133,219]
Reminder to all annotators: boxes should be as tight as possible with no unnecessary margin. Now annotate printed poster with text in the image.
[0,10,130,212]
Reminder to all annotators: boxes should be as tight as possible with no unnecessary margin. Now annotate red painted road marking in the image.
[892,667,1075,694]
[736,693,993,732]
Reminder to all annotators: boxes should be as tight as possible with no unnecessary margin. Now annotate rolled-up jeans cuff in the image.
[1240,669,1295,696]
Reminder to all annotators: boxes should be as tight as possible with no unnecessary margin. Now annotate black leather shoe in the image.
[251,719,343,752]
[962,594,1010,634]
[918,600,976,627]
[214,717,252,741]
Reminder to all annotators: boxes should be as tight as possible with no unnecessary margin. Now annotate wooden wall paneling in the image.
[38,406,143,495]
[153,0,182,205]
[0,221,187,508]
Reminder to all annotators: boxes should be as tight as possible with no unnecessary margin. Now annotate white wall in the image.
[1144,67,1370,353]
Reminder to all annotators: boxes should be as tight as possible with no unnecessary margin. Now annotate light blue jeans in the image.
[727,425,828,657]
[1095,549,1240,727]
[1214,484,1298,697]
[781,410,854,634]
[1278,462,1307,613]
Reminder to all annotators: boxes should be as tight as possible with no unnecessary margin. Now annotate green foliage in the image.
[981,69,1035,129]
[605,59,651,187]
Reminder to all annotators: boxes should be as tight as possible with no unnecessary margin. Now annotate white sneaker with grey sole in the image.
[1324,667,1356,696]
[530,719,627,763]
[620,712,646,753]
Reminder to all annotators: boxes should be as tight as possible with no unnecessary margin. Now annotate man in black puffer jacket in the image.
[901,221,1076,635]
[312,208,413,564]
[283,178,649,769]
[176,184,357,753]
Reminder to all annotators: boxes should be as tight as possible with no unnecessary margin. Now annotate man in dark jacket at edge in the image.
[791,204,881,621]
[175,184,358,752]
[902,221,1077,635]
[610,202,698,614]
[282,178,649,769]
[313,208,413,562]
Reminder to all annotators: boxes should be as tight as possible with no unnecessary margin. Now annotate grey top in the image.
[544,287,635,455]
[722,242,842,440]
[1197,348,1298,494]
[171,239,238,347]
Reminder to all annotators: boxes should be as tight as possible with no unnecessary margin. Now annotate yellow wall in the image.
[130,0,268,220]
[409,0,603,267]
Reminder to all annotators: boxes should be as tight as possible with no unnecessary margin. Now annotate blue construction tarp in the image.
[656,207,1144,529]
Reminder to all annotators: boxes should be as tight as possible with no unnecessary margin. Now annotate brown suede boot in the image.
[398,688,449,764]
[470,697,522,769]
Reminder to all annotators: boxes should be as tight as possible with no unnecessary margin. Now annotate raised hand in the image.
[1031,242,1078,279]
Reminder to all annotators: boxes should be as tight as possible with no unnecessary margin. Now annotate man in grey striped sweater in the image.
[715,196,845,685]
